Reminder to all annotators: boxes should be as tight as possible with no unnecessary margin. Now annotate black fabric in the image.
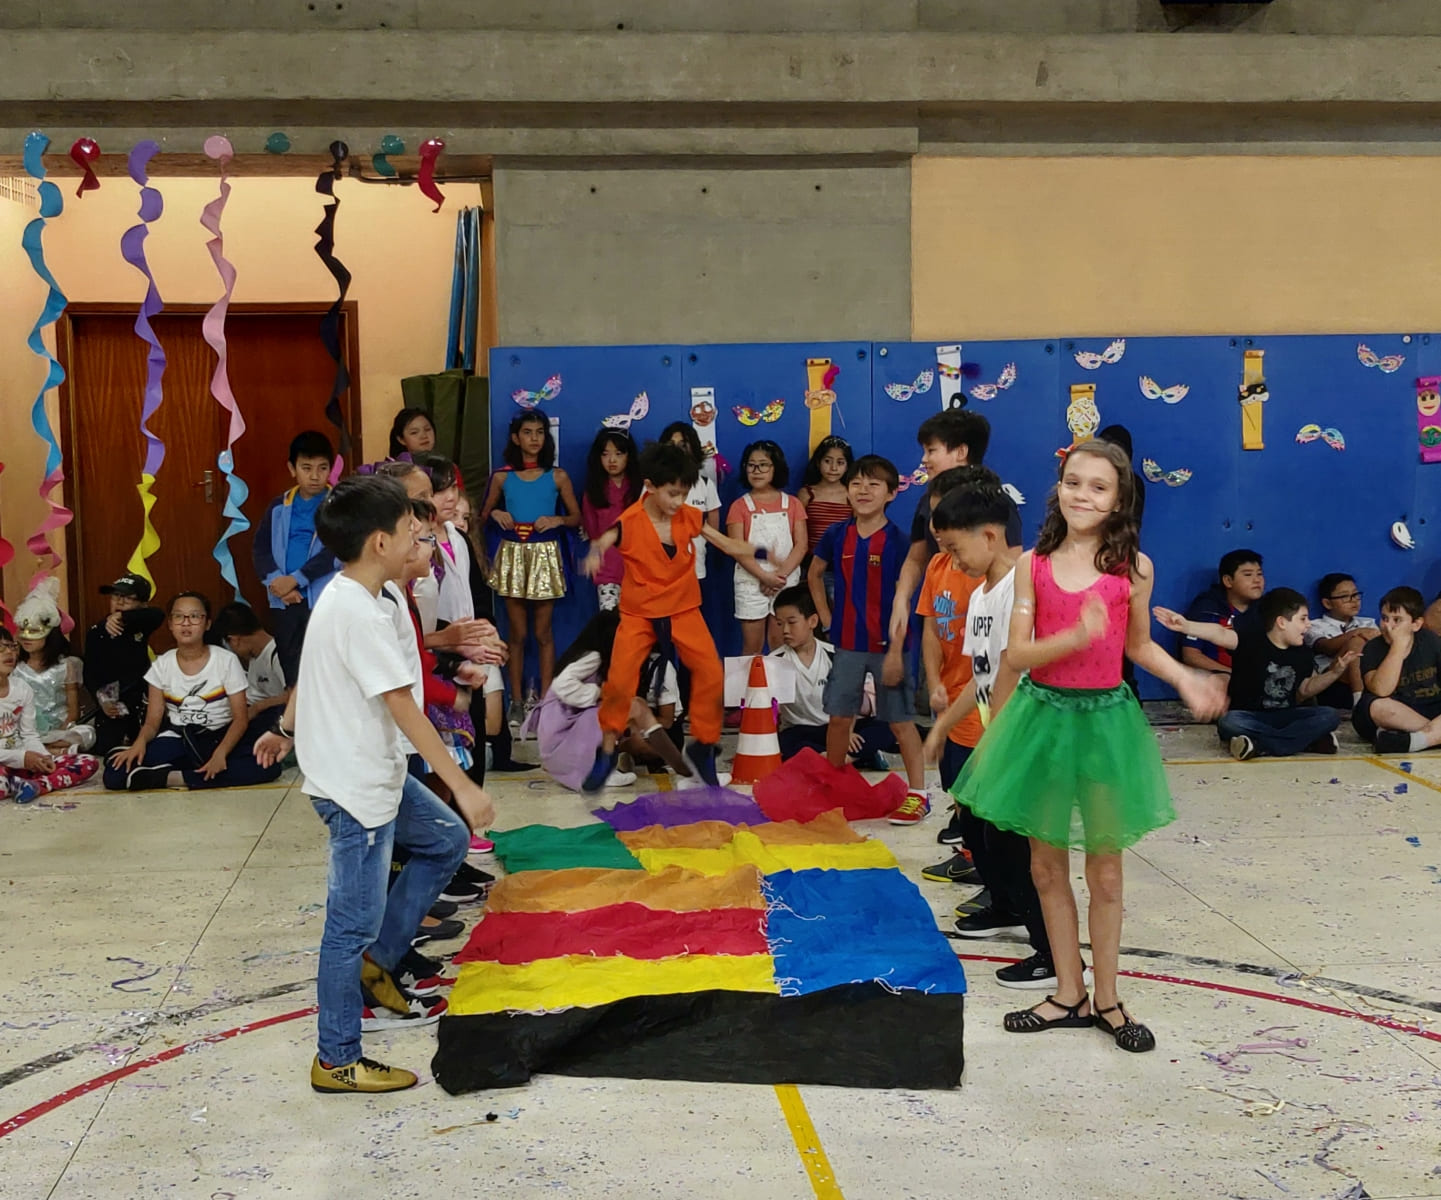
[432,983,964,1093]
[911,491,1022,554]
[271,603,311,694]
[1359,629,1441,710]
[1227,630,1315,712]
[82,606,164,712]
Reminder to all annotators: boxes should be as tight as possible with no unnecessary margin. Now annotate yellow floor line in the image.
[1364,754,1441,792]
[774,1084,844,1199]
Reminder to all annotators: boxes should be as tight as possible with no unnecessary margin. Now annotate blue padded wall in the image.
[491,334,1441,702]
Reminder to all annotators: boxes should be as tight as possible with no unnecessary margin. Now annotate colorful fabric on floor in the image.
[593,787,767,831]
[630,835,897,877]
[488,822,642,872]
[482,865,766,914]
[614,810,863,850]
[752,747,908,822]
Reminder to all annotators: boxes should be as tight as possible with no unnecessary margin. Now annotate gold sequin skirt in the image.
[488,539,567,600]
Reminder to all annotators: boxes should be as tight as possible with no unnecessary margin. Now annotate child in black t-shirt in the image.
[1156,587,1355,761]
[82,573,165,756]
[1354,586,1441,754]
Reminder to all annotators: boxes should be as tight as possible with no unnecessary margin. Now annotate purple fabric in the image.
[523,692,602,792]
[120,141,166,477]
[593,788,767,832]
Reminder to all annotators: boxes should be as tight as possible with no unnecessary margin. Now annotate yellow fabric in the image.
[448,952,779,1015]
[126,473,161,590]
[633,833,898,877]
[616,811,863,851]
[483,865,766,914]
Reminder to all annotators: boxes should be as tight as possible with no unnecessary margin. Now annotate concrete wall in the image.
[494,163,910,345]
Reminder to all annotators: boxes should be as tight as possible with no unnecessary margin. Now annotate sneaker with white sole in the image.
[888,790,931,826]
[935,809,967,846]
[953,907,1027,938]
[396,948,451,996]
[1229,735,1257,761]
[360,986,446,1031]
[995,955,1094,991]
[604,768,638,788]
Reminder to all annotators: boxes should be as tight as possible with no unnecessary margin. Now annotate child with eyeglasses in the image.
[1304,572,1380,710]
[727,440,808,656]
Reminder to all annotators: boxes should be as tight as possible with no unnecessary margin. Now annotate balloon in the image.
[69,137,101,198]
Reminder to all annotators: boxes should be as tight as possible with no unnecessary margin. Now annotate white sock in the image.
[1410,732,1429,753]
[1352,691,1363,705]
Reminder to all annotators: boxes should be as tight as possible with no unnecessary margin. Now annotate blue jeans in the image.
[1217,707,1338,757]
[312,774,469,1065]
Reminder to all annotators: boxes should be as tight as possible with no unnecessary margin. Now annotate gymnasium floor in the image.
[2,722,1438,1200]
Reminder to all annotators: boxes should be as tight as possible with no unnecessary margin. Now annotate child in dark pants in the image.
[83,573,164,756]
[924,479,1055,991]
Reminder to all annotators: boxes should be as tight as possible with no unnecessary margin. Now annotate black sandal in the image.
[1004,994,1093,1033]
[1093,1002,1156,1053]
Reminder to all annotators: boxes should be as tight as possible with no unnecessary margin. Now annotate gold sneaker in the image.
[310,1055,418,1094]
[361,954,411,1016]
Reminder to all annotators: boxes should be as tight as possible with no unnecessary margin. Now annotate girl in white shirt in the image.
[0,627,100,803]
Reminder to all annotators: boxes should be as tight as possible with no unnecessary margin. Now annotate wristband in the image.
[275,713,295,739]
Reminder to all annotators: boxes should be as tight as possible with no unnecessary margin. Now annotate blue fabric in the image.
[765,868,967,997]
[502,470,560,525]
[258,488,338,610]
[814,519,908,653]
[284,491,324,573]
[445,206,482,372]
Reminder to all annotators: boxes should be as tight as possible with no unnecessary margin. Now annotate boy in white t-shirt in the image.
[923,480,1056,992]
[254,476,495,1097]
[214,601,291,722]
[769,585,891,769]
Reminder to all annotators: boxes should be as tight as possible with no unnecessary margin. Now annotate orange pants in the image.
[600,608,723,744]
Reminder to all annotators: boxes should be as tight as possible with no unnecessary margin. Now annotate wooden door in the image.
[59,304,360,638]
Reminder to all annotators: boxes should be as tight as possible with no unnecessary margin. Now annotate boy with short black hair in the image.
[1179,548,1265,674]
[1354,586,1441,754]
[252,430,339,686]
[1157,587,1352,761]
[808,454,929,824]
[82,573,164,756]
[580,441,762,791]
[256,474,493,1096]
[769,585,890,768]
[213,602,289,722]
[1305,572,1379,709]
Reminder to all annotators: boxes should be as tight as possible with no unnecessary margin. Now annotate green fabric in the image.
[950,676,1174,853]
[490,823,643,873]
[398,369,490,488]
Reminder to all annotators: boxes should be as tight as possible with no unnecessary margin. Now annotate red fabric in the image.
[405,591,458,708]
[452,903,768,965]
[753,748,907,822]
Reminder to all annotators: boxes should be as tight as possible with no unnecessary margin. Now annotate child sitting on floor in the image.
[213,602,290,724]
[83,573,164,756]
[1353,585,1441,754]
[1304,572,1380,710]
[102,592,283,791]
[769,585,891,770]
[1156,587,1353,761]
[0,626,100,803]
[14,577,94,753]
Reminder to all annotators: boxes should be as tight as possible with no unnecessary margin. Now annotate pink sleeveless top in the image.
[1030,552,1131,690]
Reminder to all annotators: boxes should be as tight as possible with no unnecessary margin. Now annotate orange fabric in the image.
[600,607,723,741]
[617,500,703,618]
[483,864,767,914]
[917,552,985,747]
[615,811,864,850]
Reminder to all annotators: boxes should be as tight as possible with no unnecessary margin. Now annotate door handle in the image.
[194,469,214,503]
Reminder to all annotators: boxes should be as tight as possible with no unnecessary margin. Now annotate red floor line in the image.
[5,959,1440,1142]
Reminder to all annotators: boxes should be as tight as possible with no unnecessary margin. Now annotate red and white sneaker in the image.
[888,790,931,826]
[396,949,453,996]
[360,988,447,1031]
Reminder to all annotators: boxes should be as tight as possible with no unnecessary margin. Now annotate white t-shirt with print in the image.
[145,646,248,731]
[297,575,417,828]
[0,677,47,767]
[1304,613,1378,673]
[246,640,288,706]
[962,567,1017,726]
[685,477,721,579]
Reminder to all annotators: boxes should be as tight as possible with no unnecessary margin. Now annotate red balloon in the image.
[70,137,101,198]
[418,137,446,212]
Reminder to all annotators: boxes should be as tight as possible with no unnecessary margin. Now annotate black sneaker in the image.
[920,852,982,886]
[1375,729,1411,756]
[412,916,464,946]
[581,746,620,793]
[454,861,495,890]
[437,873,484,904]
[396,948,450,996]
[684,741,720,788]
[953,888,991,918]
[953,907,1027,939]
[995,952,1059,990]
[935,809,967,846]
[125,763,172,792]
[428,899,459,919]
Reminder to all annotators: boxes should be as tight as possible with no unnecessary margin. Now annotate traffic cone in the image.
[729,655,782,785]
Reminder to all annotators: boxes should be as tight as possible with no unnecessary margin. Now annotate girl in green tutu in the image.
[950,440,1227,1052]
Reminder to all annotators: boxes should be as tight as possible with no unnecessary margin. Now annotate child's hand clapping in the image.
[1076,593,1109,644]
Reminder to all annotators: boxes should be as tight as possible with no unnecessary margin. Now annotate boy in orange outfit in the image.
[580,441,761,791]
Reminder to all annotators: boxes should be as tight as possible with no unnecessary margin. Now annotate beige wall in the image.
[0,175,481,607]
[913,156,1441,340]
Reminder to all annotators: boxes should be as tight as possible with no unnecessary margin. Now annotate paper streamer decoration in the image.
[1239,350,1267,451]
[735,400,784,426]
[936,344,964,410]
[20,132,76,630]
[1141,459,1192,488]
[0,462,13,629]
[200,136,251,595]
[690,387,724,483]
[602,391,649,431]
[1138,375,1188,405]
[970,362,1016,403]
[1418,377,1441,464]
[118,141,168,591]
[804,358,838,454]
[418,138,446,211]
[314,141,354,480]
[1358,343,1405,374]
[884,369,933,403]
[1066,383,1099,443]
[1074,339,1125,370]
[69,138,100,198]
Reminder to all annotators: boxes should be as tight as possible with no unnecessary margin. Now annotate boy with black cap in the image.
[83,573,164,755]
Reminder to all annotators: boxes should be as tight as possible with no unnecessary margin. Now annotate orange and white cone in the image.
[728,655,782,785]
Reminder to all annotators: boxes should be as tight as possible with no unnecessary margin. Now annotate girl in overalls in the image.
[726,440,808,656]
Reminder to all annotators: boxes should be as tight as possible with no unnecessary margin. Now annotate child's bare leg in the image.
[890,720,925,789]
[504,597,528,698]
[1028,840,1089,1013]
[1342,655,1364,697]
[533,600,555,692]
[1085,852,1125,1018]
[740,618,765,656]
[485,691,503,738]
[824,715,852,769]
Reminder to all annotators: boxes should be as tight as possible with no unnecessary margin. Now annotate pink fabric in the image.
[725,492,805,540]
[581,479,633,586]
[1029,552,1131,689]
[520,690,602,792]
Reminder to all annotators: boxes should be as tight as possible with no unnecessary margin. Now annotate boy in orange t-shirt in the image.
[580,442,760,791]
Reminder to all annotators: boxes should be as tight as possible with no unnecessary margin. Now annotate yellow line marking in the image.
[774,1084,844,1199]
[1364,755,1441,793]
